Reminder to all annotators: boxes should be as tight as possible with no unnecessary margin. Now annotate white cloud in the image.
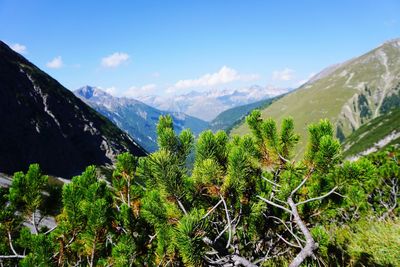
[272,68,295,81]
[171,66,259,92]
[46,56,63,69]
[105,86,118,96]
[123,84,157,98]
[101,52,130,68]
[10,43,27,54]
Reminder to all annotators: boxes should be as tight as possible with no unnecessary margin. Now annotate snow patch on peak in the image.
[137,85,290,121]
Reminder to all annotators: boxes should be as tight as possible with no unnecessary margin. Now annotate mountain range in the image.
[232,38,400,157]
[0,41,146,178]
[1,37,399,178]
[74,86,209,152]
[138,85,290,121]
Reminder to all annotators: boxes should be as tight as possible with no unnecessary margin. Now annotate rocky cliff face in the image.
[0,41,146,178]
[336,39,400,138]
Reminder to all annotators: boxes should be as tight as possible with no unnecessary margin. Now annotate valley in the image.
[0,2,399,265]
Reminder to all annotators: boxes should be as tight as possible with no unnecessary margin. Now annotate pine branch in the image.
[202,199,223,219]
[134,181,147,191]
[277,233,301,248]
[205,254,257,267]
[287,197,318,267]
[291,168,314,196]
[262,175,281,187]
[44,225,57,235]
[176,197,188,215]
[31,212,38,235]
[278,153,290,164]
[220,195,232,249]
[257,195,292,214]
[0,255,25,259]
[267,215,305,246]
[230,255,257,267]
[214,224,229,243]
[0,232,25,259]
[89,236,97,267]
[296,186,338,206]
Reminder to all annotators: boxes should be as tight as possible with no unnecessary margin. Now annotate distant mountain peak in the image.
[382,37,400,46]
[138,85,290,121]
[74,86,209,152]
[75,85,112,100]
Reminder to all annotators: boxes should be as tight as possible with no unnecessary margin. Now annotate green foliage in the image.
[148,149,189,201]
[349,220,400,265]
[19,232,54,267]
[223,144,259,203]
[1,115,399,266]
[157,115,194,165]
[320,220,400,266]
[175,209,208,266]
[111,235,138,267]
[192,158,223,187]
[246,110,299,164]
[55,166,113,266]
[9,164,48,216]
[280,117,299,159]
[305,119,334,162]
[195,130,228,166]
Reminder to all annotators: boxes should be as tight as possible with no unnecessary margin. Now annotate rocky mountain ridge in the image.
[0,41,146,178]
[75,86,209,152]
[138,85,290,121]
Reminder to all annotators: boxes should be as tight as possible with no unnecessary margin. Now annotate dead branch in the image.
[290,168,314,196]
[296,186,338,206]
[220,194,232,249]
[262,175,281,187]
[287,197,318,267]
[0,232,25,259]
[257,195,292,214]
[202,199,223,219]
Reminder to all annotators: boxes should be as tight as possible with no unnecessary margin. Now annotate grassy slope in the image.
[342,108,400,157]
[231,41,400,158]
[210,96,281,133]
[231,78,356,157]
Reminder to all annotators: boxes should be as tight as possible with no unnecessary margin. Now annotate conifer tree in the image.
[0,113,399,266]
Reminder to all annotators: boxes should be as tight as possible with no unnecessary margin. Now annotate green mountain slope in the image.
[210,96,282,133]
[342,108,400,158]
[232,39,400,157]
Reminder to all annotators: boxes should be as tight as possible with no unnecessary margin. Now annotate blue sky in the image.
[1,0,399,97]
